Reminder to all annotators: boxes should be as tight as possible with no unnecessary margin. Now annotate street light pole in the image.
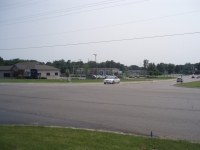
[93,54,97,79]
[78,59,81,77]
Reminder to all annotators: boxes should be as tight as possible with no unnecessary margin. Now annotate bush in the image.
[139,75,145,77]
[13,69,24,78]
[41,77,47,79]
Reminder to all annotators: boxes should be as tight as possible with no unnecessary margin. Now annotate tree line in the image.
[0,56,199,75]
[143,59,200,75]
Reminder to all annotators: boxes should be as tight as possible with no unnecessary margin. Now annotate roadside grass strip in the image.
[0,125,199,150]
[175,81,200,88]
[0,77,174,83]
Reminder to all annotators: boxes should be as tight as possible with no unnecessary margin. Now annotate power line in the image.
[0,31,199,51]
[0,0,149,26]
[0,0,32,8]
[0,10,199,41]
[0,0,48,11]
[0,0,128,23]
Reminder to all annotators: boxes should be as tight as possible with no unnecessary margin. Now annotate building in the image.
[128,70,147,76]
[0,66,13,78]
[76,68,121,76]
[0,62,60,78]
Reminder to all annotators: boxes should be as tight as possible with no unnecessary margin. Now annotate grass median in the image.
[0,77,174,83]
[175,81,200,88]
[0,125,199,150]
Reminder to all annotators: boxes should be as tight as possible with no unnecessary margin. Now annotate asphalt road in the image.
[0,76,200,142]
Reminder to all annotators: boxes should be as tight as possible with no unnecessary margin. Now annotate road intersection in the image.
[0,76,199,141]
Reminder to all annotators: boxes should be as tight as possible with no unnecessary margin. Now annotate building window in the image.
[99,70,103,75]
[38,73,41,76]
[105,70,109,75]
[46,73,50,76]
[55,72,58,75]
[81,70,84,75]
[4,73,10,77]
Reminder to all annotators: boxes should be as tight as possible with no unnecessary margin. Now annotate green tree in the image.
[143,59,149,70]
[88,61,96,68]
[147,63,156,71]
[3,58,33,66]
[129,65,140,70]
[194,62,200,70]
[183,63,192,74]
[175,65,183,74]
[52,59,67,74]
[46,62,53,66]
[156,63,165,74]
[109,69,113,75]
[124,67,129,77]
[167,64,175,74]
[0,56,4,66]
[84,64,89,75]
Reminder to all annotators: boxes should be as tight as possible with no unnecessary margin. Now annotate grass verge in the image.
[175,81,200,88]
[0,125,199,150]
[0,77,174,83]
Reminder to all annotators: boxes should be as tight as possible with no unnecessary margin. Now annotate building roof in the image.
[0,65,13,71]
[14,62,60,71]
[89,68,119,70]
[0,62,60,71]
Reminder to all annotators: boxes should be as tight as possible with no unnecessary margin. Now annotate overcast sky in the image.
[0,0,200,66]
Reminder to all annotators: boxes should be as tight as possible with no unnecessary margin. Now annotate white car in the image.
[104,76,120,84]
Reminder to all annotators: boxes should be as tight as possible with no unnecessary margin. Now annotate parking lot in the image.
[0,76,200,141]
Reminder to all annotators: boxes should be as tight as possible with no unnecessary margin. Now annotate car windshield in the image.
[107,76,115,79]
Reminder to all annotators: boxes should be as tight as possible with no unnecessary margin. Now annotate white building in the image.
[0,62,60,79]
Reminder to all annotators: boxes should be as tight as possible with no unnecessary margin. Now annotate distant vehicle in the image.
[191,75,195,78]
[86,74,96,79]
[196,76,200,79]
[99,75,105,79]
[177,77,183,82]
[104,76,120,84]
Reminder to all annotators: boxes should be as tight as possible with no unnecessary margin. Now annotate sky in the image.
[0,0,200,66]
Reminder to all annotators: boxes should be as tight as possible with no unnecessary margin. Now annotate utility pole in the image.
[93,54,97,79]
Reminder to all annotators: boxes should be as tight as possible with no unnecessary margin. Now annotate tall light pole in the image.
[93,54,97,79]
[78,59,81,77]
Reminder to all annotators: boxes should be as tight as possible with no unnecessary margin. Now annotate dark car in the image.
[177,77,183,82]
[86,74,96,79]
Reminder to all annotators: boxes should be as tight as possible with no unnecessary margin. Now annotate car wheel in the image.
[104,82,106,84]
[112,81,115,84]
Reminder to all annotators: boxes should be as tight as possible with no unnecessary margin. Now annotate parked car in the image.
[191,74,195,78]
[99,75,105,79]
[86,74,96,79]
[177,77,183,82]
[104,76,120,84]
[196,76,200,79]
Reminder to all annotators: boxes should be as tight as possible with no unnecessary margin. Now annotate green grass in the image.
[0,125,199,150]
[0,78,69,83]
[0,77,174,83]
[175,81,200,88]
